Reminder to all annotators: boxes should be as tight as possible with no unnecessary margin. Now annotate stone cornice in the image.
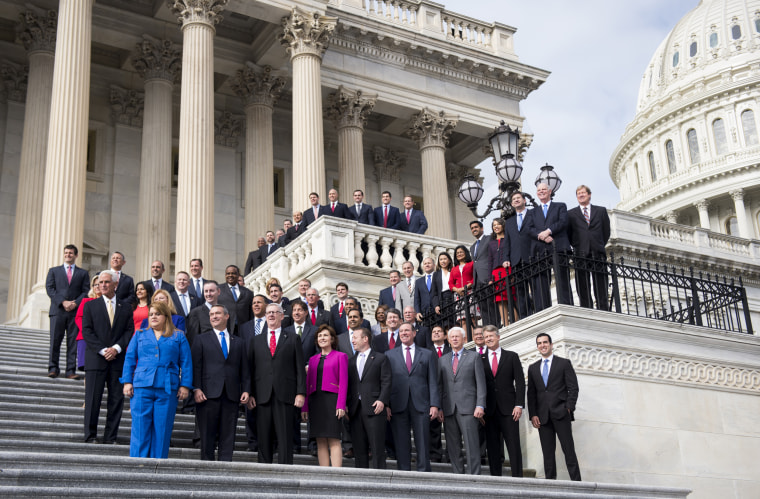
[132,35,182,84]
[167,0,228,28]
[279,7,337,60]
[16,5,57,54]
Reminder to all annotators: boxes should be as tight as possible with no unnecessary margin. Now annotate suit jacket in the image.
[244,249,264,275]
[191,330,250,401]
[386,344,440,413]
[170,290,202,319]
[527,355,579,424]
[306,306,331,328]
[283,323,317,363]
[373,204,401,230]
[429,269,449,310]
[304,350,348,412]
[525,201,571,254]
[348,203,375,225]
[449,262,474,290]
[504,211,533,267]
[567,204,611,257]
[331,313,371,337]
[143,279,175,293]
[285,223,305,244]
[378,286,396,309]
[302,205,327,229]
[411,322,431,349]
[489,237,508,272]
[45,265,90,316]
[414,274,435,315]
[323,202,350,220]
[338,332,355,357]
[347,349,391,416]
[429,342,452,358]
[120,328,193,391]
[249,328,306,405]
[470,235,494,287]
[438,348,486,416]
[218,284,254,333]
[482,348,525,417]
[81,297,134,371]
[239,316,268,351]
[399,209,428,234]
[261,243,280,263]
[114,272,136,305]
[188,277,207,298]
[371,329,401,354]
[185,303,213,347]
[396,279,414,311]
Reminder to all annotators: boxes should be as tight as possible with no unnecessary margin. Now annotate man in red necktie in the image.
[372,191,401,230]
[325,188,349,219]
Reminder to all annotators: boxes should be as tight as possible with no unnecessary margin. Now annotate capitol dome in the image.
[610,0,760,239]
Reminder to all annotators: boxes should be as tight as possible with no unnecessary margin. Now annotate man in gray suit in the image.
[438,327,486,475]
[395,261,416,311]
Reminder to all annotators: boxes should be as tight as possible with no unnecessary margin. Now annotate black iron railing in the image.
[423,244,753,338]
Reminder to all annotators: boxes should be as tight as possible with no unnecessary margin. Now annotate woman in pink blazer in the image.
[302,324,348,467]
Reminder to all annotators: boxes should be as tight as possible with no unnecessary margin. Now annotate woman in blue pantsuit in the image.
[121,301,192,458]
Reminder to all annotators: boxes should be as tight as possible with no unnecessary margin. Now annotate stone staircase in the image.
[0,325,690,498]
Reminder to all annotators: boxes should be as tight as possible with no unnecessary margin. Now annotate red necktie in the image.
[406,210,411,223]
[389,333,395,349]
[310,309,316,325]
[479,346,484,355]
[66,265,72,284]
[339,301,344,317]
[383,206,388,227]
[405,347,412,373]
[269,331,276,356]
[437,346,442,358]
[491,352,498,377]
[331,203,335,213]
[452,352,459,375]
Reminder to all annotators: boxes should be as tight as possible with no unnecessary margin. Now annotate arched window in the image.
[648,151,657,181]
[687,129,700,164]
[732,25,742,39]
[665,140,677,173]
[672,52,679,67]
[634,163,640,188]
[741,109,758,145]
[689,42,697,57]
[725,216,738,236]
[712,119,728,155]
[709,32,718,47]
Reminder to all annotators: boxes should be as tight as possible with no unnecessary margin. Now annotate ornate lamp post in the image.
[534,162,562,197]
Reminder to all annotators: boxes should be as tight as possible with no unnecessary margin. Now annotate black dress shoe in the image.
[66,374,81,380]
[84,437,98,443]
[102,440,118,445]
[47,371,58,378]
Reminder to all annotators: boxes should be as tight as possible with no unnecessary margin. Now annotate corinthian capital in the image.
[229,63,285,107]
[279,8,337,59]
[729,189,745,202]
[0,60,28,102]
[167,0,228,27]
[406,108,458,149]
[325,86,377,129]
[110,85,144,127]
[133,35,182,83]
[16,5,57,54]
[214,111,243,147]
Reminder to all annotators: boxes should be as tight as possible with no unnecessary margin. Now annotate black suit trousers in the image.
[350,402,387,469]
[49,312,78,375]
[538,414,581,481]
[198,390,239,461]
[485,412,523,477]
[574,253,609,311]
[84,364,124,442]
[257,398,295,464]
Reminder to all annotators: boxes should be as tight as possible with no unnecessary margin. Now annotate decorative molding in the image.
[16,5,57,54]
[167,0,228,27]
[110,85,144,127]
[405,107,458,150]
[279,7,336,59]
[372,145,406,183]
[664,211,678,224]
[0,60,28,103]
[729,188,745,203]
[229,63,285,108]
[214,111,243,147]
[325,86,376,129]
[132,35,181,83]
[694,198,710,211]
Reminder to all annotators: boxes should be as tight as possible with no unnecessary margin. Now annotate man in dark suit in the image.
[525,183,572,309]
[347,327,391,469]
[414,257,436,320]
[285,211,306,243]
[302,192,325,230]
[237,294,269,452]
[81,269,133,443]
[386,322,440,472]
[171,271,202,319]
[191,304,250,461]
[503,192,535,319]
[143,260,175,293]
[218,265,253,335]
[373,191,401,230]
[188,258,206,299]
[377,270,401,309]
[244,237,266,275]
[399,195,428,234]
[330,282,350,330]
[527,333,581,481]
[482,325,525,477]
[109,251,135,305]
[332,296,370,337]
[404,305,430,349]
[428,325,450,463]
[186,280,220,347]
[305,287,330,327]
[470,220,497,325]
[46,244,90,378]
[371,308,401,354]
[248,303,306,464]
[260,231,280,264]
[324,188,350,219]
[567,185,611,311]
[349,189,375,225]
[438,327,486,475]
[282,299,316,455]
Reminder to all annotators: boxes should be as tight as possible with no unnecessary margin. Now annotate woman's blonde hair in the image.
[87,274,100,299]
[151,289,178,315]
[149,301,176,338]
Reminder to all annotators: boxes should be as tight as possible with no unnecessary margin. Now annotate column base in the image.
[17,282,51,330]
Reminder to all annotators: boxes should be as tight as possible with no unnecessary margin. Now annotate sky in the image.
[441,0,698,214]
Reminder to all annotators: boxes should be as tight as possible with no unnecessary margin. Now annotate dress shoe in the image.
[247,443,258,452]
[343,448,354,458]
[66,374,81,380]
[47,371,58,378]
[102,440,118,445]
[84,437,99,443]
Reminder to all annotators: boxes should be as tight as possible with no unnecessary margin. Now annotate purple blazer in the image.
[303,349,348,413]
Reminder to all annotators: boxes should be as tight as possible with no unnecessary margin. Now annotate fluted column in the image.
[169,0,227,276]
[694,199,711,230]
[280,8,336,207]
[326,86,376,202]
[406,108,458,239]
[7,7,56,321]
[730,189,751,238]
[132,35,181,279]
[230,64,284,250]
[35,0,93,282]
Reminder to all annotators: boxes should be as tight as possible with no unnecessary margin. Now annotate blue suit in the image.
[378,286,396,309]
[400,209,428,234]
[348,203,375,225]
[373,204,402,230]
[525,202,572,308]
[120,329,192,458]
[140,315,186,334]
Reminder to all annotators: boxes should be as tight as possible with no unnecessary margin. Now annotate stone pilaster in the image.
[132,35,181,280]
[406,108,458,239]
[694,199,711,230]
[279,7,336,208]
[168,0,228,276]
[326,86,376,203]
[6,5,56,322]
[36,0,92,283]
[729,189,751,238]
[230,63,285,252]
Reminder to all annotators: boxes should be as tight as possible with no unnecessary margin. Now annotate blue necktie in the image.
[231,286,238,302]
[542,204,548,217]
[195,279,202,297]
[426,274,431,292]
[517,213,523,231]
[255,318,262,336]
[220,332,228,359]
[542,358,549,386]
[473,239,479,258]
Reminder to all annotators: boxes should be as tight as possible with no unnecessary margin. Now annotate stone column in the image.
[326,86,376,202]
[230,64,284,251]
[694,199,711,230]
[7,6,56,321]
[280,7,336,207]
[35,0,93,282]
[406,108,458,239]
[730,189,751,238]
[168,0,227,277]
[132,35,181,278]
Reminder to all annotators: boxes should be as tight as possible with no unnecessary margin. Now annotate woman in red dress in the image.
[489,217,516,326]
[448,245,476,329]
